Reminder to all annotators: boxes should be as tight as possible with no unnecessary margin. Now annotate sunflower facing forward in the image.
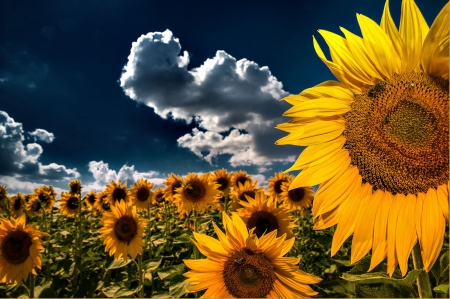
[163,173,183,203]
[210,169,232,197]
[85,190,97,209]
[276,0,449,276]
[95,191,110,214]
[27,186,57,216]
[0,214,48,284]
[130,178,154,211]
[105,180,130,206]
[59,192,80,217]
[267,172,293,203]
[99,200,148,262]
[9,193,25,217]
[173,173,219,213]
[280,182,314,212]
[230,171,253,189]
[183,212,321,298]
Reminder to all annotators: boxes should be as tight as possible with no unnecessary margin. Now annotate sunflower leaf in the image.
[107,258,133,270]
[173,233,192,244]
[342,269,421,286]
[434,284,449,294]
[144,258,162,272]
[169,274,191,298]
[158,264,186,280]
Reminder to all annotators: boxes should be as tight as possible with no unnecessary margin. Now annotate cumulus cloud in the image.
[29,129,55,143]
[0,175,64,196]
[120,29,298,167]
[84,161,165,191]
[0,110,79,180]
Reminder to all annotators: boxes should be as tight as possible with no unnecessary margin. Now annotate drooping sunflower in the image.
[27,186,57,216]
[95,191,111,214]
[183,212,321,298]
[69,179,82,195]
[267,172,294,203]
[98,200,148,262]
[229,180,262,212]
[163,173,183,203]
[85,190,97,208]
[129,178,154,211]
[236,191,295,239]
[105,180,130,206]
[280,181,315,212]
[59,192,80,217]
[173,173,219,213]
[10,193,25,217]
[210,169,232,197]
[276,0,449,276]
[230,170,253,189]
[0,214,48,284]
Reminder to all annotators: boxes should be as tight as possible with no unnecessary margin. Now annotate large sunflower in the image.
[236,191,295,239]
[280,182,314,212]
[183,212,321,298]
[173,173,219,213]
[105,180,130,206]
[267,172,294,203]
[0,214,48,283]
[10,193,25,217]
[276,0,449,276]
[59,192,80,217]
[98,200,148,262]
[27,186,57,216]
[130,178,154,211]
[163,173,183,203]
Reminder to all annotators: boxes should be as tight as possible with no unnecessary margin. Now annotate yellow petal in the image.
[436,184,449,221]
[301,80,354,100]
[387,194,402,276]
[276,120,345,147]
[369,191,392,271]
[395,193,417,276]
[183,259,223,272]
[283,97,351,118]
[314,206,339,230]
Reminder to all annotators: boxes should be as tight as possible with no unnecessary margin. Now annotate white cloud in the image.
[120,29,298,167]
[0,110,79,180]
[250,174,268,188]
[0,175,64,196]
[29,129,55,143]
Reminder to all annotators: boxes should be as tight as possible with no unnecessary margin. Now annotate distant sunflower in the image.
[276,0,449,276]
[183,212,321,298]
[163,173,183,203]
[236,191,295,239]
[96,193,112,214]
[153,187,165,205]
[69,179,82,195]
[267,172,293,203]
[230,171,252,189]
[10,193,25,217]
[229,180,261,212]
[105,180,130,206]
[85,190,97,208]
[0,185,8,212]
[59,192,80,217]
[280,182,314,212]
[99,200,148,262]
[130,178,154,211]
[27,186,56,216]
[173,173,219,213]
[0,214,49,284]
[210,169,232,197]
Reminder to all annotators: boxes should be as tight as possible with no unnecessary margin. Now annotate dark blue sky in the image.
[0,0,446,194]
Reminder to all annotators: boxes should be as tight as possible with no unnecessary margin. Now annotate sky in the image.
[0,0,446,195]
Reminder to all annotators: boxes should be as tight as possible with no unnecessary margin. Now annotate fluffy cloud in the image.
[0,110,79,180]
[84,161,165,191]
[29,129,55,143]
[120,29,298,167]
[0,175,64,196]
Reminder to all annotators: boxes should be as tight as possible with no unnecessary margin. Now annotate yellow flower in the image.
[267,172,294,203]
[153,187,165,205]
[280,182,314,212]
[0,185,8,212]
[94,191,110,214]
[85,190,97,208]
[229,180,262,212]
[105,180,130,206]
[59,192,80,217]
[163,173,183,203]
[210,168,232,197]
[129,178,154,211]
[173,173,219,213]
[27,186,56,216]
[230,170,253,189]
[183,212,321,298]
[69,179,82,195]
[98,200,148,262]
[276,0,449,276]
[9,193,25,217]
[236,191,295,239]
[0,214,49,283]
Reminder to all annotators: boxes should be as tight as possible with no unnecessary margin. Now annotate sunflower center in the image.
[223,249,275,298]
[171,181,182,194]
[238,191,255,202]
[344,72,448,194]
[13,198,21,211]
[247,211,279,238]
[288,187,305,202]
[114,216,138,245]
[67,197,79,210]
[136,187,150,202]
[155,194,164,203]
[216,177,229,191]
[102,201,111,211]
[274,180,286,194]
[112,188,127,202]
[185,180,205,202]
[87,194,96,204]
[236,177,248,187]
[2,230,32,264]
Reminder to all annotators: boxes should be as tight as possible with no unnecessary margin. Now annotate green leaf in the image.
[35,281,56,298]
[144,258,162,272]
[102,285,121,297]
[151,290,171,298]
[342,269,421,286]
[173,233,192,244]
[107,258,133,270]
[158,264,185,280]
[355,283,415,298]
[114,285,141,298]
[434,284,449,294]
[169,274,191,298]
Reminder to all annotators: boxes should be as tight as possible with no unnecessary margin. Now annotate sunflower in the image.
[236,191,295,239]
[98,200,148,262]
[95,191,111,214]
[105,180,130,206]
[10,193,25,217]
[280,181,314,212]
[59,192,80,217]
[129,178,154,211]
[85,190,97,208]
[0,185,8,212]
[267,172,294,203]
[26,186,56,216]
[229,180,261,212]
[183,212,321,298]
[210,169,232,197]
[153,187,165,205]
[173,173,219,213]
[69,179,82,195]
[276,0,449,276]
[230,170,253,189]
[0,214,48,284]
[163,173,183,203]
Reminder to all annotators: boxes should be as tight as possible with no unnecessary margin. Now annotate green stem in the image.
[29,273,35,298]
[138,254,144,298]
[147,206,153,259]
[412,243,433,298]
